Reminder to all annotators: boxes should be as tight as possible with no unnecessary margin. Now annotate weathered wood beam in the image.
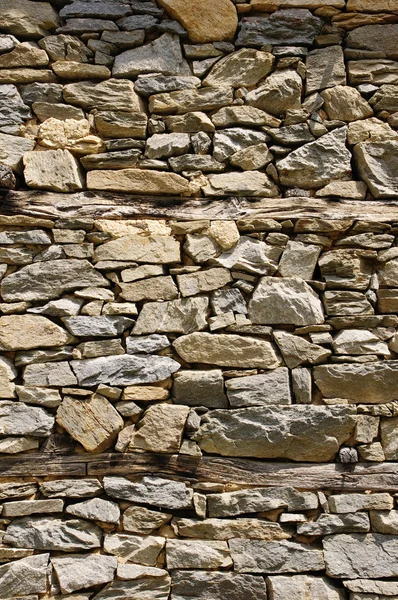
[0,453,397,491]
[2,190,398,221]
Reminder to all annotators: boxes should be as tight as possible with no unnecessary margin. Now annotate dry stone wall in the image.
[1,0,398,598]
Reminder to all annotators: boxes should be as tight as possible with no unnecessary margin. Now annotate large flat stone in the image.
[23,149,85,192]
[157,0,238,43]
[113,33,187,77]
[1,259,107,302]
[203,171,279,198]
[4,516,102,551]
[149,86,234,114]
[127,404,189,453]
[71,354,180,386]
[194,405,356,461]
[277,127,352,188]
[0,315,70,350]
[267,575,345,600]
[94,573,171,600]
[173,369,228,408]
[354,140,398,198]
[306,46,346,93]
[56,393,124,452]
[0,132,35,172]
[225,369,291,407]
[0,0,59,38]
[63,79,143,111]
[103,476,193,510]
[0,401,54,437]
[229,539,325,573]
[173,332,282,369]
[248,277,324,325]
[171,571,267,600]
[246,69,302,115]
[52,554,117,593]
[347,24,398,59]
[133,296,209,335]
[166,539,232,569]
[87,168,191,195]
[323,533,398,578]
[236,9,322,47]
[94,234,180,264]
[203,48,274,88]
[173,517,291,540]
[0,554,49,597]
[314,361,398,403]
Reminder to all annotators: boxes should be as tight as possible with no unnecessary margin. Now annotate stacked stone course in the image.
[1,0,398,598]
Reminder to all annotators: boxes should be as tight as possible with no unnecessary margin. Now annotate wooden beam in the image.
[2,190,398,221]
[0,453,397,491]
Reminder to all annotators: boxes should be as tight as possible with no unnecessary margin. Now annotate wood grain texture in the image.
[2,190,398,221]
[0,453,397,490]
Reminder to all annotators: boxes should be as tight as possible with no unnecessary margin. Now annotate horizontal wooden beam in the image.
[0,453,397,491]
[2,190,398,221]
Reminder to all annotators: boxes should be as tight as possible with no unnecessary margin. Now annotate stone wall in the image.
[1,0,398,598]
[0,0,398,198]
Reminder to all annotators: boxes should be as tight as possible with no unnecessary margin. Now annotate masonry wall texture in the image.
[1,0,398,598]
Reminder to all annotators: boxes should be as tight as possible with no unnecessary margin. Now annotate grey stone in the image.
[0,132,35,172]
[51,554,117,594]
[314,361,398,403]
[4,517,102,551]
[171,571,267,600]
[225,369,291,407]
[354,140,398,198]
[203,171,279,198]
[213,128,268,163]
[267,575,345,600]
[269,123,314,146]
[133,296,209,335]
[81,150,141,170]
[343,580,398,595]
[2,499,63,517]
[0,554,49,597]
[60,1,131,19]
[126,334,170,354]
[0,84,31,131]
[0,401,54,437]
[306,46,346,93]
[94,573,170,600]
[169,154,225,173]
[332,329,388,355]
[20,82,63,104]
[329,493,393,513]
[149,86,234,114]
[23,361,77,387]
[246,69,302,115]
[103,476,193,510]
[274,331,331,368]
[40,479,102,498]
[323,533,398,578]
[146,132,190,159]
[207,486,318,518]
[117,15,159,31]
[230,539,324,573]
[177,268,230,297]
[63,316,133,337]
[28,297,83,317]
[1,259,108,302]
[194,405,356,461]
[57,18,119,34]
[166,539,232,569]
[324,291,374,316]
[236,9,322,47]
[211,289,247,315]
[134,75,200,96]
[370,510,398,534]
[113,34,187,78]
[212,237,279,275]
[173,517,291,541]
[297,513,371,536]
[173,369,228,408]
[347,24,398,59]
[66,498,120,524]
[0,482,37,499]
[0,246,33,265]
[292,367,312,404]
[23,149,85,193]
[277,127,352,188]
[348,59,398,86]
[278,241,320,279]
[249,276,324,326]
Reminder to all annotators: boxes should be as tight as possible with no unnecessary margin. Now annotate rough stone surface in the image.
[194,405,356,461]
[104,476,193,510]
[267,575,345,600]
[225,369,291,407]
[52,554,117,593]
[133,296,209,334]
[0,315,70,350]
[171,571,267,600]
[354,140,398,198]
[230,539,325,573]
[0,554,49,597]
[173,370,228,408]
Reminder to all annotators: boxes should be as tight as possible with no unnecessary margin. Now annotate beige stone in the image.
[173,332,282,369]
[370,510,398,534]
[202,171,279,197]
[166,539,232,569]
[94,234,180,264]
[0,363,16,399]
[94,110,148,139]
[207,221,240,250]
[381,417,398,459]
[128,404,189,453]
[348,118,398,145]
[123,505,172,535]
[0,0,59,38]
[173,518,291,540]
[38,118,104,155]
[0,315,71,351]
[177,268,231,297]
[0,133,35,173]
[123,387,169,402]
[149,86,234,115]
[87,169,191,195]
[23,149,85,192]
[0,43,49,68]
[203,49,274,87]
[230,143,273,171]
[157,0,238,43]
[347,0,398,11]
[63,79,143,112]
[211,106,280,128]
[315,181,367,199]
[0,69,56,84]
[252,0,345,7]
[52,61,110,80]
[267,575,345,600]
[120,276,178,302]
[321,86,373,122]
[56,393,124,452]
